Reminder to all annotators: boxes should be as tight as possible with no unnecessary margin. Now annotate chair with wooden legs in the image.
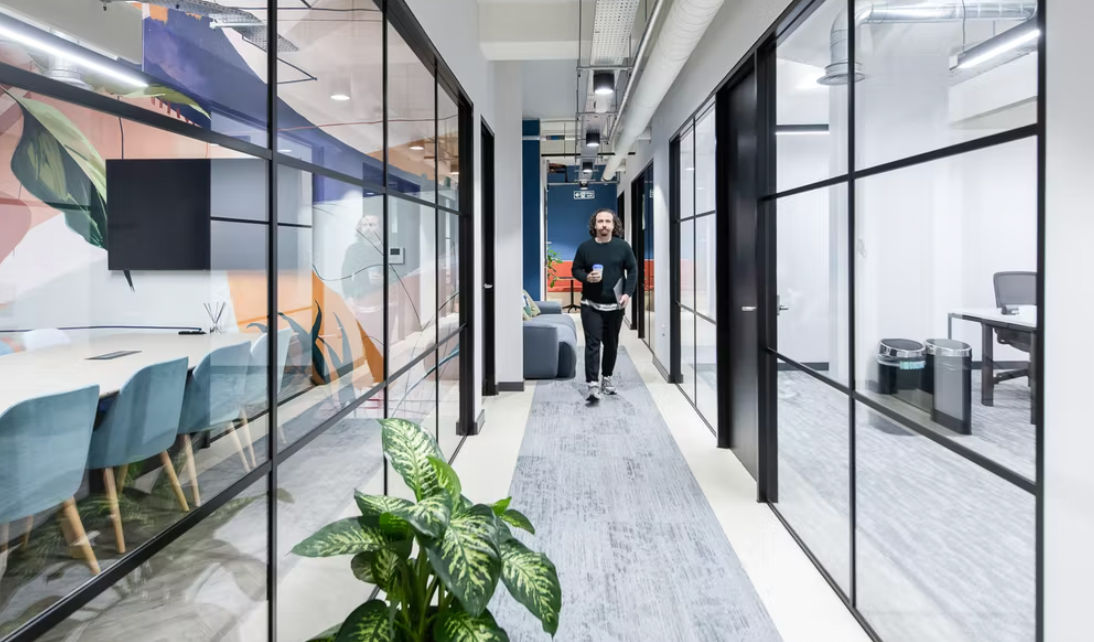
[178,342,252,507]
[241,327,293,455]
[0,386,101,574]
[86,358,190,554]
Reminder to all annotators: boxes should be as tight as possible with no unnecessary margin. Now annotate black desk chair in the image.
[993,271,1035,383]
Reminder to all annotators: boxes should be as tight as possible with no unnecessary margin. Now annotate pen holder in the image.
[203,301,226,334]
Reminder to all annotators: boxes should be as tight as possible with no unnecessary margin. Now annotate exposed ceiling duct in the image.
[821,1,1037,85]
[601,0,725,180]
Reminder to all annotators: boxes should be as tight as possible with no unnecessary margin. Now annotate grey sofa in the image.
[523,300,577,379]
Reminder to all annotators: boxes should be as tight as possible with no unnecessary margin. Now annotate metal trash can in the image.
[924,338,972,434]
[875,339,926,408]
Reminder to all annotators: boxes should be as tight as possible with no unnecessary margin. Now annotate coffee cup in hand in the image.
[590,263,604,283]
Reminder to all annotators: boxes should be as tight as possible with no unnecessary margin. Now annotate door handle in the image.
[483,284,494,290]
[741,306,757,312]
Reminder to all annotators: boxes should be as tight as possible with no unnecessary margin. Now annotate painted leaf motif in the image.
[429,456,462,501]
[432,605,510,642]
[490,497,511,517]
[387,493,452,539]
[124,84,211,118]
[500,538,562,636]
[8,92,108,249]
[292,517,386,557]
[425,504,502,616]
[499,509,535,535]
[334,600,394,642]
[380,418,444,501]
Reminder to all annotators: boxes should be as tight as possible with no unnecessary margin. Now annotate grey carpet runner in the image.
[490,348,781,642]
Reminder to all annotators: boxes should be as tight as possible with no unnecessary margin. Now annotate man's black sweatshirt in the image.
[571,236,638,306]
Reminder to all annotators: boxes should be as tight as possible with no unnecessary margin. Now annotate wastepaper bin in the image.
[876,339,926,408]
[924,338,972,434]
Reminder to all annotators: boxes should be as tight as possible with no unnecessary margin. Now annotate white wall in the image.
[1045,0,1094,638]
[491,61,525,384]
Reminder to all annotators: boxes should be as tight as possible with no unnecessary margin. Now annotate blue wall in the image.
[546,181,618,262]
[522,120,541,299]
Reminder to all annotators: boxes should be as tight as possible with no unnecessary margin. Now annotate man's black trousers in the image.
[580,305,625,383]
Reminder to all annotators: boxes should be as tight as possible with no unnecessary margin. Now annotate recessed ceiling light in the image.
[330,92,350,101]
[410,144,425,151]
[685,167,695,172]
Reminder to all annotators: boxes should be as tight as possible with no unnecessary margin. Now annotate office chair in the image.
[992,271,1035,383]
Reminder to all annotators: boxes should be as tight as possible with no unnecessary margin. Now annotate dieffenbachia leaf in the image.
[499,509,535,535]
[7,92,108,249]
[355,492,413,521]
[490,497,512,516]
[351,549,403,594]
[429,456,462,501]
[292,517,386,557]
[500,538,561,636]
[387,493,452,539]
[334,600,394,642]
[425,504,502,616]
[306,623,341,642]
[381,418,445,501]
[432,604,510,642]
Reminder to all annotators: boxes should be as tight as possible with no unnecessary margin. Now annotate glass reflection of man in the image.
[343,213,384,348]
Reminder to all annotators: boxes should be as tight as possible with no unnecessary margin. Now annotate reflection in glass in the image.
[695,318,718,426]
[775,185,849,384]
[853,0,1038,168]
[277,169,384,451]
[0,3,270,144]
[277,410,384,640]
[437,334,461,458]
[388,22,436,200]
[855,403,1034,642]
[680,126,695,219]
[774,0,847,192]
[775,363,850,592]
[388,198,438,372]
[680,218,695,310]
[276,0,383,183]
[695,106,716,214]
[0,95,268,634]
[694,214,716,321]
[37,477,268,642]
[439,211,460,330]
[388,358,438,445]
[855,138,1036,477]
[438,88,460,209]
[680,309,696,404]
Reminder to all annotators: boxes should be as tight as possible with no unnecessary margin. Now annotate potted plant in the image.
[293,418,561,641]
[545,248,563,290]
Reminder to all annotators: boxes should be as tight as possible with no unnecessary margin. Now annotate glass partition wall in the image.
[0,1,471,640]
[764,0,1040,640]
[670,0,1042,638]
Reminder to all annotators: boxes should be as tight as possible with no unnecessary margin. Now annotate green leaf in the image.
[380,418,444,501]
[425,504,502,617]
[490,498,512,517]
[432,605,510,642]
[334,600,394,642]
[387,493,452,539]
[350,549,403,592]
[500,538,561,636]
[7,92,108,249]
[355,492,413,520]
[429,456,462,501]
[306,623,341,642]
[499,509,535,535]
[292,518,386,557]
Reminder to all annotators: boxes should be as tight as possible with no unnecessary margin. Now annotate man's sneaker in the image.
[586,382,601,402]
[601,376,616,395]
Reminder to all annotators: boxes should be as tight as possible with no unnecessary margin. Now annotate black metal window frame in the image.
[667,0,1046,639]
[1,0,476,639]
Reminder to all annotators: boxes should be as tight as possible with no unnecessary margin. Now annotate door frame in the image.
[629,161,653,337]
[481,119,497,397]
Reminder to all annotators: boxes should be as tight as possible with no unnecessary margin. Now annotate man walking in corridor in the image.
[571,207,638,402]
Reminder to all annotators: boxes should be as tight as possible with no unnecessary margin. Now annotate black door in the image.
[482,121,496,396]
[629,174,645,336]
[716,65,761,483]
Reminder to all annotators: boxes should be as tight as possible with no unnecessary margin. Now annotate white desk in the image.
[0,333,254,414]
[948,306,1037,419]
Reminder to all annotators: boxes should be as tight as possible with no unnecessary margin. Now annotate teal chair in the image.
[0,386,101,573]
[178,342,252,507]
[87,358,190,553]
[241,327,293,451]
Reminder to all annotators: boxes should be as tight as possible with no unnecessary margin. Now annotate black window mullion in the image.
[845,0,858,611]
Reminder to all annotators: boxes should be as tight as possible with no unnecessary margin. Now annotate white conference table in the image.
[947,306,1037,420]
[0,333,255,415]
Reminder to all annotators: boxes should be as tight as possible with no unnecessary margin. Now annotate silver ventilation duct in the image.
[820,1,1037,85]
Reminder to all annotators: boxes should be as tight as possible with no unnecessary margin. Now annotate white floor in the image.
[457,319,869,642]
